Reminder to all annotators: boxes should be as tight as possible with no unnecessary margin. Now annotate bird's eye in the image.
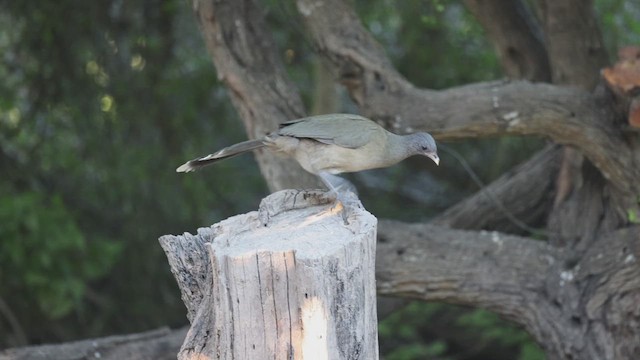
[421,146,429,151]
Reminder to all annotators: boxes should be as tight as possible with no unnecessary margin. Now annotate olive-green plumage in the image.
[176,113,439,177]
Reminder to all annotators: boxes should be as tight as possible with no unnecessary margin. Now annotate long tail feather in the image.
[176,139,265,172]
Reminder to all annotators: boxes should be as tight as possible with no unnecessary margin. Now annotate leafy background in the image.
[0,0,638,358]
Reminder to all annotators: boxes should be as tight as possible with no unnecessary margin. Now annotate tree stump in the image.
[159,189,379,360]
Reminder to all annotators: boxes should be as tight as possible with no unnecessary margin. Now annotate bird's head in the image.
[408,132,439,166]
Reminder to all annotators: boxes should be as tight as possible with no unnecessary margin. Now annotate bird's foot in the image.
[332,192,362,225]
[331,200,349,225]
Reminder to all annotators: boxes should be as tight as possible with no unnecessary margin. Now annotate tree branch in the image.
[432,145,561,234]
[376,221,556,308]
[375,221,572,352]
[375,221,640,359]
[535,0,621,246]
[464,0,550,81]
[295,0,638,197]
[191,0,317,191]
[0,327,186,360]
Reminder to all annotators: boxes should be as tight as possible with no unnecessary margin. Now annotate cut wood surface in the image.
[159,189,379,360]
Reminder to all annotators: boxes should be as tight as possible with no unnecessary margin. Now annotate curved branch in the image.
[432,145,561,234]
[376,221,557,306]
[295,0,638,196]
[192,0,317,191]
[375,220,574,356]
[376,221,640,359]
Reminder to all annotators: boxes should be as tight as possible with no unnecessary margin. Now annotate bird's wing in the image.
[277,114,382,149]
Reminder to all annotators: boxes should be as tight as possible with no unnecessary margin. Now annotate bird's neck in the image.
[387,133,418,161]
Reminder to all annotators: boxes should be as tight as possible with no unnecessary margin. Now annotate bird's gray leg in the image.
[318,172,339,195]
[318,172,357,199]
[319,172,347,223]
[318,172,359,224]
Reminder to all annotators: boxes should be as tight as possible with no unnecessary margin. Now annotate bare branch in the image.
[376,221,557,307]
[0,327,186,360]
[191,0,318,191]
[432,145,561,234]
[465,0,550,81]
[376,221,640,359]
[375,221,573,354]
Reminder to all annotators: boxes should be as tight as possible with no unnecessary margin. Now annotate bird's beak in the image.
[426,153,440,166]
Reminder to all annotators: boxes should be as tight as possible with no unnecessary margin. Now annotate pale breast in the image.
[291,132,391,174]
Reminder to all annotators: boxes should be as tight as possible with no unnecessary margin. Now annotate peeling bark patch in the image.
[297,0,321,17]
[560,270,574,286]
[624,254,636,264]
[503,111,521,128]
[492,95,500,108]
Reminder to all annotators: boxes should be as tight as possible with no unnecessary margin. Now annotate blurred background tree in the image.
[0,0,265,346]
[0,0,638,359]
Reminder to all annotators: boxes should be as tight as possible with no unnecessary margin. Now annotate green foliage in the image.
[627,196,640,224]
[379,303,450,359]
[356,0,501,88]
[0,191,121,319]
[457,309,545,360]
[0,0,266,345]
[379,302,545,360]
[386,341,449,360]
[596,0,640,55]
[519,342,547,360]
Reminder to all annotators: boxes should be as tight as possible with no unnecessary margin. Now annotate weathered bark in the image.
[376,223,640,359]
[191,0,318,191]
[536,0,621,250]
[160,190,379,359]
[185,0,640,359]
[0,327,186,360]
[537,0,609,89]
[465,0,551,81]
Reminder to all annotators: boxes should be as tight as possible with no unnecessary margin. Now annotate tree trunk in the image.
[159,190,379,360]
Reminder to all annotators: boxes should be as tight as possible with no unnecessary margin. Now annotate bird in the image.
[177,113,439,198]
